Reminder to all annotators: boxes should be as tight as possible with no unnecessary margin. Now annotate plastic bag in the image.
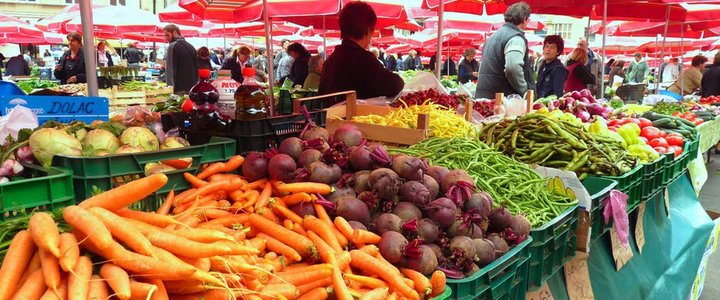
[603,189,630,247]
[402,72,448,94]
[643,93,679,105]
[503,94,526,118]
[123,106,165,142]
[0,99,38,145]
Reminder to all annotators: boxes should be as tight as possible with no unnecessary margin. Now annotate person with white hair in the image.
[304,55,324,90]
[662,57,680,83]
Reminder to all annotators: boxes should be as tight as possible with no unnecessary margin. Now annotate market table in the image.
[696,116,720,153]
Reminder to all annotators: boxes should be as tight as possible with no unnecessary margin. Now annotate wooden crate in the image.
[145,86,174,104]
[107,86,174,107]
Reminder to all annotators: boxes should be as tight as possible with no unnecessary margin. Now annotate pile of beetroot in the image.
[241,122,531,279]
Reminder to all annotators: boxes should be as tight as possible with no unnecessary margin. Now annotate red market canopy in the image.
[422,0,508,15]
[0,13,45,37]
[178,0,341,24]
[423,12,545,31]
[0,32,64,45]
[64,6,160,35]
[593,21,720,38]
[283,0,407,30]
[44,4,111,33]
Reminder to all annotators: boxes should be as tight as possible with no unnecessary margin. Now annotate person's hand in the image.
[67,76,77,83]
[472,72,479,77]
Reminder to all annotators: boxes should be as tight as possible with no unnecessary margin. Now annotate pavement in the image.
[699,157,720,300]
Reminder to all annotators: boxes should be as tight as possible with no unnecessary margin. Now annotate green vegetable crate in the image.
[445,237,531,300]
[582,177,619,243]
[526,205,579,291]
[51,136,236,212]
[0,163,74,220]
[641,155,666,202]
[432,286,452,300]
[588,163,643,211]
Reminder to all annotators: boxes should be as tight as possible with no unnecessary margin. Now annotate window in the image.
[65,0,78,3]
[109,0,126,5]
[549,23,572,40]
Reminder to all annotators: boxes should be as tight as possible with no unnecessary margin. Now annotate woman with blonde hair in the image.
[564,47,595,93]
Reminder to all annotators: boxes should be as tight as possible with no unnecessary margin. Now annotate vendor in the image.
[54,32,86,84]
[701,52,720,97]
[319,2,403,99]
[535,35,567,98]
[96,40,114,67]
[221,46,252,83]
[668,55,707,96]
[457,47,479,84]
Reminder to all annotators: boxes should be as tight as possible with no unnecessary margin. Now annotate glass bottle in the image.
[213,69,239,120]
[187,69,225,130]
[234,68,267,120]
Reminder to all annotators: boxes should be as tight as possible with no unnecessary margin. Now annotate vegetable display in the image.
[650,101,688,116]
[392,89,469,110]
[16,79,58,94]
[641,111,698,140]
[351,102,477,139]
[480,113,638,179]
[392,138,576,227]
[533,89,614,122]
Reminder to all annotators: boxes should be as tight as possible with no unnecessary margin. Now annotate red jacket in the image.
[564,60,596,93]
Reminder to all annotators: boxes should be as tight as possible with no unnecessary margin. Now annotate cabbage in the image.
[82,129,120,156]
[29,128,82,167]
[115,145,144,154]
[161,136,190,149]
[120,127,159,151]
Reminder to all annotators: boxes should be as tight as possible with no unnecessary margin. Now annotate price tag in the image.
[564,252,595,300]
[610,227,634,271]
[635,202,646,254]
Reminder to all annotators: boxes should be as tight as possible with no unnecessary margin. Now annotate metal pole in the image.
[680,22,685,96]
[657,5,670,94]
[585,16,592,42]
[80,0,98,97]
[263,0,275,115]
[322,15,327,55]
[435,0,444,78]
[223,23,227,50]
[600,0,607,99]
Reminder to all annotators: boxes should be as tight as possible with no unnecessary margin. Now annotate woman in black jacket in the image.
[221,46,252,83]
[96,41,114,67]
[457,47,479,84]
[536,35,568,98]
[287,43,311,85]
[54,32,86,84]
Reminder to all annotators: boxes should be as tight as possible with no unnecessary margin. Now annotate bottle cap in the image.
[198,69,211,79]
[242,67,256,77]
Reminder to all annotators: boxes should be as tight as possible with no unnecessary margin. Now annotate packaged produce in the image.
[212,69,240,119]
[351,102,477,139]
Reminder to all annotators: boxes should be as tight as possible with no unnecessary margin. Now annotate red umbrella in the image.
[0,13,44,37]
[422,0,508,15]
[395,19,423,31]
[158,4,208,26]
[178,0,341,24]
[0,32,63,45]
[284,0,407,30]
[423,12,545,31]
[636,38,715,53]
[594,21,720,38]
[65,6,160,35]
[44,4,110,33]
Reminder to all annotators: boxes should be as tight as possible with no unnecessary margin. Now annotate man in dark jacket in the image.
[536,35,567,98]
[384,53,397,71]
[163,24,198,93]
[476,2,535,99]
[403,50,418,71]
[123,42,144,67]
[4,54,30,76]
[701,52,720,97]
[319,2,403,99]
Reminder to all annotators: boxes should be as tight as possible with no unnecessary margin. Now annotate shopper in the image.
[403,50,419,71]
[370,47,383,66]
[604,58,615,75]
[577,38,601,91]
[476,2,535,99]
[287,43,311,86]
[458,47,479,84]
[627,53,649,83]
[163,24,198,93]
[4,54,30,76]
[123,42,144,71]
[273,39,291,70]
[276,48,294,85]
[304,55,324,90]
[564,48,595,93]
[197,46,214,70]
[0,52,5,69]
[384,52,397,71]
[96,41,114,67]
[23,50,32,66]
[54,32,86,84]
[668,55,707,96]
[319,1,403,99]
[702,53,720,97]
[608,60,626,86]
[252,48,269,82]
[221,46,252,83]
[535,35,567,98]
[662,57,680,83]
[440,57,457,76]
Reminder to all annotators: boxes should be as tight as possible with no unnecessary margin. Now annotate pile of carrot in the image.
[0,155,447,300]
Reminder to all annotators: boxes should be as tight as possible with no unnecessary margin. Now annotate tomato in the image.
[694,119,705,125]
[628,118,641,125]
[608,126,619,132]
[653,146,668,154]
[640,126,660,140]
[666,135,684,147]
[673,111,681,117]
[181,99,194,113]
[659,130,667,138]
[649,137,669,148]
[608,119,620,127]
[637,118,653,128]
[668,145,684,158]
[682,112,696,121]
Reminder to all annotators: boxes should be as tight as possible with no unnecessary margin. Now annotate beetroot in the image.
[486,233,509,257]
[268,154,296,181]
[427,244,445,262]
[405,244,439,275]
[374,213,403,234]
[426,198,457,228]
[298,149,323,168]
[488,207,513,233]
[333,124,363,147]
[422,175,440,199]
[279,137,303,161]
[336,198,370,225]
[348,146,373,170]
[322,140,350,169]
[402,218,440,243]
[368,168,401,199]
[378,231,408,264]
[368,144,391,168]
[348,221,367,231]
[326,186,356,203]
[242,152,268,182]
[510,214,532,238]
[441,169,475,192]
[448,218,483,238]
[399,181,431,207]
[347,171,371,194]
[443,170,477,206]
[473,239,496,266]
[393,202,422,223]
[449,236,477,262]
[307,162,342,184]
[465,192,493,218]
[391,154,427,181]
[379,196,399,213]
[463,263,480,277]
[357,191,381,212]
[290,202,316,217]
[301,138,329,152]
[426,165,449,184]
[301,126,329,141]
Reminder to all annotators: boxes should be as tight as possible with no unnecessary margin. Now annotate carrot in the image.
[100,263,131,299]
[277,182,333,195]
[145,279,168,300]
[128,280,158,300]
[279,263,332,274]
[18,251,41,288]
[349,250,418,299]
[0,230,36,300]
[360,287,389,300]
[353,229,381,244]
[306,231,337,265]
[296,276,332,295]
[196,163,225,180]
[10,269,46,300]
[254,182,274,210]
[68,256,92,300]
[39,277,67,300]
[197,208,231,221]
[313,202,332,224]
[156,190,175,215]
[80,173,168,211]
[332,267,353,300]
[144,231,233,258]
[358,244,380,256]
[208,256,257,274]
[401,268,432,296]
[173,188,197,204]
[283,219,294,229]
[260,283,299,299]
[270,268,332,286]
[245,237,266,253]
[63,205,114,249]
[303,216,342,252]
[29,212,61,258]
[257,233,302,262]
[167,228,233,243]
[292,222,307,236]
[116,207,182,228]
[249,213,315,258]
[297,287,330,300]
[38,249,61,297]
[222,155,245,173]
[208,173,241,182]
[184,172,209,187]
[281,192,312,206]
[87,275,110,300]
[246,178,268,190]
[177,178,244,205]
[430,270,446,297]
[343,274,387,289]
[387,291,398,300]
[89,207,157,257]
[272,202,304,224]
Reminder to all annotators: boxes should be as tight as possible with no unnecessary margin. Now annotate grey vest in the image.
[475,23,535,99]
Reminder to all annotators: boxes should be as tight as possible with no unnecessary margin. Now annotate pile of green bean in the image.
[392,138,577,227]
[480,113,637,179]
